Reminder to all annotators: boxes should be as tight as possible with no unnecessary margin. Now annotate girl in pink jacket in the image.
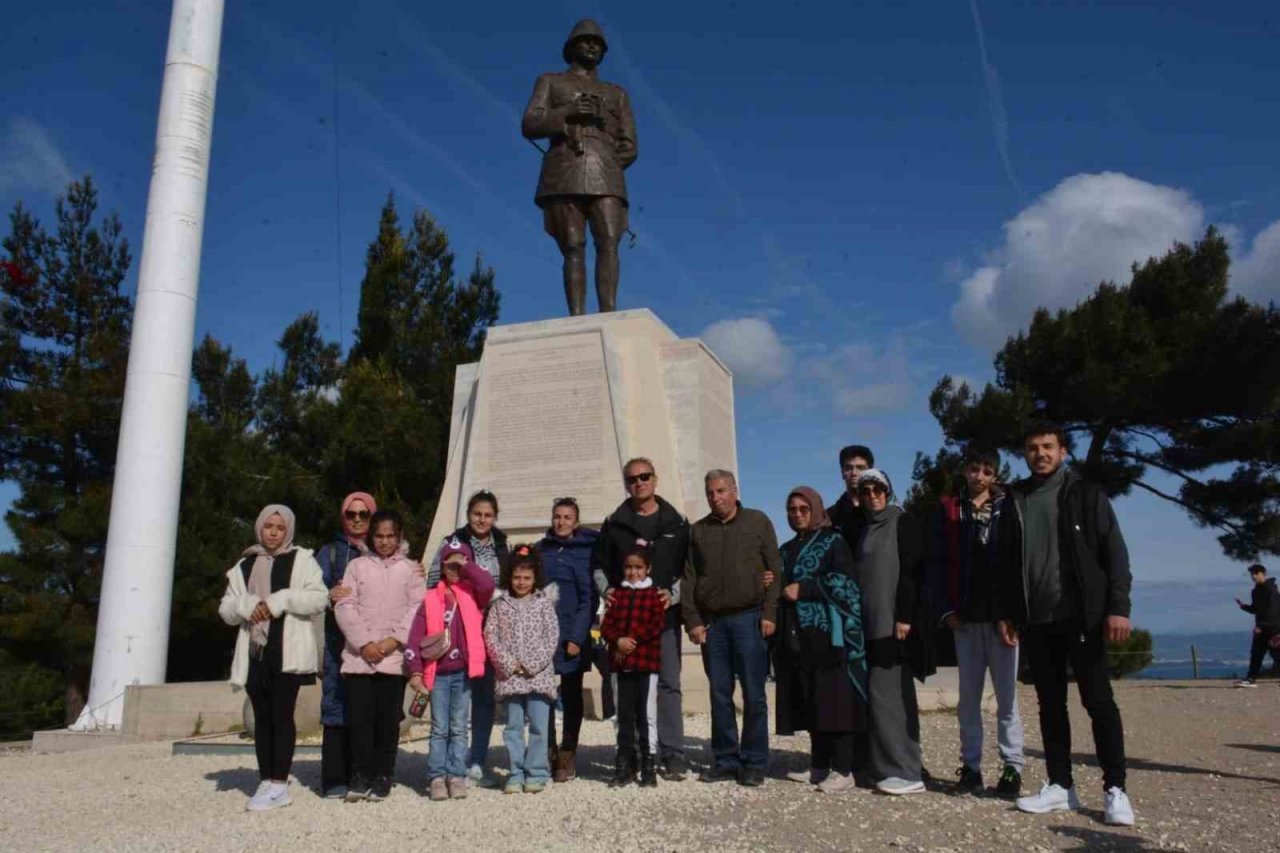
[333,510,422,802]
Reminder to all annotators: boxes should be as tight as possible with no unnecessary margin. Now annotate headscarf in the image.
[787,486,831,531]
[242,504,297,649]
[341,491,377,548]
[856,468,896,505]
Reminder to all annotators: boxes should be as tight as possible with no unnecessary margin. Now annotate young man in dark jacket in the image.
[925,446,1024,798]
[592,457,691,779]
[995,424,1134,826]
[1234,564,1280,687]
[827,444,874,547]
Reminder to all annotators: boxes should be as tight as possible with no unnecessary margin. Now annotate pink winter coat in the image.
[334,552,423,675]
[404,561,495,689]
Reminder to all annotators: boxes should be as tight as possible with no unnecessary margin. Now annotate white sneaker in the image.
[817,772,857,794]
[1234,679,1257,688]
[247,782,292,812]
[876,777,925,795]
[245,781,272,811]
[786,768,829,784]
[1016,782,1081,814]
[1104,787,1135,826]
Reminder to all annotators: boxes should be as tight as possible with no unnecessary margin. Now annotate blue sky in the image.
[2,1,1277,633]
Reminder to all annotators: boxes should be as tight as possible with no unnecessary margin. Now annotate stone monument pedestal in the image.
[427,309,737,546]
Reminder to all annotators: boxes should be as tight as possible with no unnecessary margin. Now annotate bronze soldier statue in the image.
[522,19,637,315]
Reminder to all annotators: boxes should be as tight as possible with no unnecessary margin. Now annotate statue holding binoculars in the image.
[522,19,638,316]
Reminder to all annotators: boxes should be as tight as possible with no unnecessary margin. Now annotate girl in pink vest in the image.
[405,537,495,801]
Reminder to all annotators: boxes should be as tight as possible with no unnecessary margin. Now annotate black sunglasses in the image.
[858,483,888,496]
[624,472,655,485]
[344,509,371,521]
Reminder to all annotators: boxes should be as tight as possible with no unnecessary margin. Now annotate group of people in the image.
[218,421,1137,828]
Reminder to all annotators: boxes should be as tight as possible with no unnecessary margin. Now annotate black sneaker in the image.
[344,774,371,803]
[698,766,739,783]
[952,765,983,796]
[660,754,688,782]
[737,767,765,788]
[995,765,1022,799]
[367,775,392,801]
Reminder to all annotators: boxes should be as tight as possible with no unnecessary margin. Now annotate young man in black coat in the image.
[1234,563,1280,687]
[592,457,691,779]
[995,423,1134,827]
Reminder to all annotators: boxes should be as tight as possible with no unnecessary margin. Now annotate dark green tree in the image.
[916,229,1279,560]
[0,177,133,722]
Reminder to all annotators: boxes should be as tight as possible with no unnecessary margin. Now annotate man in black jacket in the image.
[827,444,874,547]
[1234,564,1280,687]
[995,423,1134,827]
[592,457,691,779]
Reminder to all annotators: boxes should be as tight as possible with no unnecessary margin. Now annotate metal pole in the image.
[72,0,225,731]
[1190,644,1199,680]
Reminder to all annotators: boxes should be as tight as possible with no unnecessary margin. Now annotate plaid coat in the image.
[600,585,665,673]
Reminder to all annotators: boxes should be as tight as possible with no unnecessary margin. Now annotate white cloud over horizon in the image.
[952,171,1280,349]
[0,118,73,196]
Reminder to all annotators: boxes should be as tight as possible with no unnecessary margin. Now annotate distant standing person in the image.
[593,457,691,780]
[682,469,781,787]
[828,445,875,546]
[536,497,599,781]
[1234,564,1280,688]
[995,423,1135,827]
[426,490,509,786]
[924,447,1025,798]
[219,504,328,812]
[315,491,377,799]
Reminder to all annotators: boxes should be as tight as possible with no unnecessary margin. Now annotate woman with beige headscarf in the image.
[219,504,328,812]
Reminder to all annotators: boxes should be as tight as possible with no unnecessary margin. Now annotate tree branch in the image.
[1111,448,1205,487]
[1131,478,1242,536]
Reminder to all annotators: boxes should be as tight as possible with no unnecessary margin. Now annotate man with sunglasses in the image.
[592,457,691,779]
[924,446,1024,799]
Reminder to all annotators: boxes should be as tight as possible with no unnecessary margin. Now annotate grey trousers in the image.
[657,625,685,760]
[868,663,922,783]
[954,622,1024,773]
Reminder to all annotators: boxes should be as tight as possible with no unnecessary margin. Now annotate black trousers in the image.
[1247,629,1278,680]
[615,671,656,758]
[812,732,855,775]
[1024,620,1127,791]
[345,674,406,781]
[245,657,303,781]
[549,670,586,752]
[321,725,352,792]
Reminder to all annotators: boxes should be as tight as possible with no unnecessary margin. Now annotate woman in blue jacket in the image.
[536,497,598,782]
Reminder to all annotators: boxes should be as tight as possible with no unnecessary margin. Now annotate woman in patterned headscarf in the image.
[774,486,868,794]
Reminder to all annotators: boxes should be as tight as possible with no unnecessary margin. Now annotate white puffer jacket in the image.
[219,547,328,687]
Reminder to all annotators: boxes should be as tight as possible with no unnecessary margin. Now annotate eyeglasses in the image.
[624,472,655,486]
[858,484,888,496]
[786,505,811,514]
[344,510,371,521]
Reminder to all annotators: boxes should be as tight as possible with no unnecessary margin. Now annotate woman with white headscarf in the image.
[219,504,328,812]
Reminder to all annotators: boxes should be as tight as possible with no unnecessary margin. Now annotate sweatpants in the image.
[613,671,658,758]
[954,622,1025,773]
[245,657,302,781]
[345,673,406,782]
[867,663,922,783]
[812,731,855,775]
[1023,620,1126,791]
[320,724,352,792]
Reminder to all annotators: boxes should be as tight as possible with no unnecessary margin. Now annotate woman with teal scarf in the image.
[775,486,868,794]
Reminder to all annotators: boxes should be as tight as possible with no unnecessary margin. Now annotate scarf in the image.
[787,485,831,530]
[242,504,297,649]
[785,526,867,701]
[856,503,903,642]
[341,491,377,550]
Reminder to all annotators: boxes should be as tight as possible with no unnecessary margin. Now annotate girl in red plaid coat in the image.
[601,547,666,787]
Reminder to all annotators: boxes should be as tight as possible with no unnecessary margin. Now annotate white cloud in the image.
[952,172,1205,348]
[818,340,915,416]
[0,118,73,195]
[1231,220,1280,302]
[700,317,793,387]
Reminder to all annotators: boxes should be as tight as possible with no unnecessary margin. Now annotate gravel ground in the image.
[2,679,1277,852]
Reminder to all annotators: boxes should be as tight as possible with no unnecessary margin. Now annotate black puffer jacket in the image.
[1243,578,1280,629]
[996,468,1132,632]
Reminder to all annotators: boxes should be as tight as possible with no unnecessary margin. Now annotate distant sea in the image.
[1132,631,1257,680]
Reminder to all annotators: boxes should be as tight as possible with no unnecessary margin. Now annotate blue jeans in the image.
[467,664,495,770]
[701,607,770,771]
[427,672,471,780]
[503,694,551,785]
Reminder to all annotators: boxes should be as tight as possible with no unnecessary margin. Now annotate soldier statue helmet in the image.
[522,19,638,316]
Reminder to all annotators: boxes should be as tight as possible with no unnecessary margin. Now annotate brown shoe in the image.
[447,777,468,799]
[428,778,449,801]
[553,748,577,783]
